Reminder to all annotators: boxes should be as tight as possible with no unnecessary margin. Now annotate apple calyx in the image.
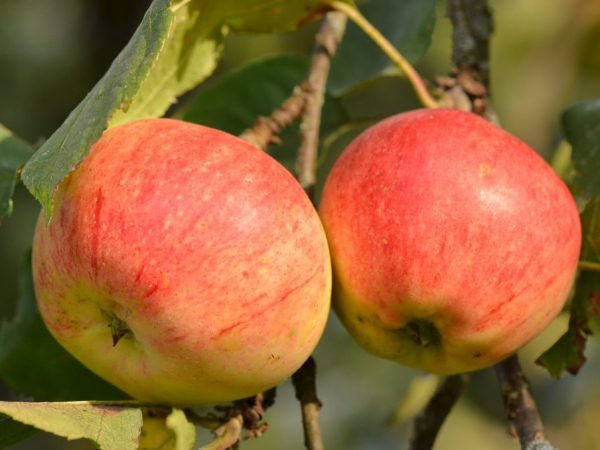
[104,310,132,347]
[404,319,441,349]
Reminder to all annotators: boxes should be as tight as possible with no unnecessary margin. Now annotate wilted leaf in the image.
[0,251,125,401]
[0,413,37,448]
[562,99,600,198]
[0,124,34,221]
[22,0,340,218]
[536,272,600,378]
[0,401,143,450]
[328,0,436,95]
[537,198,600,377]
[139,409,196,450]
[139,415,175,450]
[167,409,197,450]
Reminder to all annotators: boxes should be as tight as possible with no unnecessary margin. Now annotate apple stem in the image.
[323,0,439,109]
[578,260,600,272]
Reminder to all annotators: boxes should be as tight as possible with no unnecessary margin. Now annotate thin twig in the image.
[409,374,470,450]
[296,10,347,194]
[292,357,324,450]
[239,86,307,150]
[323,0,438,109]
[292,12,347,449]
[495,355,557,450]
[578,260,600,272]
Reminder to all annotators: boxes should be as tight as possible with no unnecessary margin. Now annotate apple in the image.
[32,118,331,405]
[318,108,581,374]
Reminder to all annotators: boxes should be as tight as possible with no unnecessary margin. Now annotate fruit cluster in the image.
[32,109,580,405]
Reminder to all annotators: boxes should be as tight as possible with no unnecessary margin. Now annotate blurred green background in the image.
[1,0,600,449]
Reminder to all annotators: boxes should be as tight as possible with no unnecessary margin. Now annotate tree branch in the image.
[578,260,600,272]
[442,0,497,121]
[290,13,347,450]
[239,86,307,151]
[295,10,347,195]
[289,13,348,444]
[447,0,493,86]
[292,357,324,450]
[495,355,557,450]
[409,374,470,450]
[239,11,347,161]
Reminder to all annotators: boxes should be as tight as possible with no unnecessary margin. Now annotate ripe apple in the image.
[32,118,331,405]
[318,108,581,374]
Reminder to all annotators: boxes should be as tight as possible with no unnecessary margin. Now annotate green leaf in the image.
[315,122,369,202]
[0,401,143,450]
[562,99,600,198]
[22,0,174,218]
[166,409,197,450]
[537,198,600,377]
[0,413,37,448]
[207,0,329,33]
[0,124,34,221]
[328,0,436,95]
[0,251,126,401]
[580,196,600,264]
[179,54,348,168]
[180,55,309,134]
[22,0,336,219]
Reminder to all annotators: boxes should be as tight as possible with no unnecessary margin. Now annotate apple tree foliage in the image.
[0,126,33,222]
[536,101,600,378]
[0,0,599,448]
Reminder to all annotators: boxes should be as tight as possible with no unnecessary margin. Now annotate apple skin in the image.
[32,118,331,406]
[318,108,581,374]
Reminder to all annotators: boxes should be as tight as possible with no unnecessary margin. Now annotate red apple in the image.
[32,118,331,405]
[318,108,581,374]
